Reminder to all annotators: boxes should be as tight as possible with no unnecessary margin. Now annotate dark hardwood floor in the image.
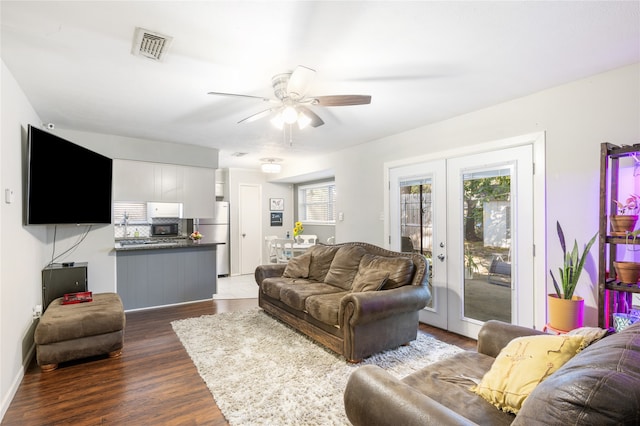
[2,299,475,425]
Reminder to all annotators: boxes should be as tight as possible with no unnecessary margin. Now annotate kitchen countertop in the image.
[114,238,223,251]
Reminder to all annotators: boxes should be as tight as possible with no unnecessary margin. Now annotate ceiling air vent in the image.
[131,27,172,61]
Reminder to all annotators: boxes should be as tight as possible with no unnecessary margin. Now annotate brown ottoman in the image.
[35,292,125,371]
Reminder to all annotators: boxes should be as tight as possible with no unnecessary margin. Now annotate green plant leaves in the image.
[551,221,598,299]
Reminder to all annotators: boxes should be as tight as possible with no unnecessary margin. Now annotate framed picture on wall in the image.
[270,198,284,211]
[270,212,283,226]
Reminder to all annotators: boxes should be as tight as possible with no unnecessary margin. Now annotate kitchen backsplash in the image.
[114,218,186,239]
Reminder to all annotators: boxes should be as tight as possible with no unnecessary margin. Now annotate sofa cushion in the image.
[402,351,516,426]
[280,282,344,311]
[472,334,585,415]
[305,291,350,326]
[566,326,608,347]
[357,254,415,290]
[351,269,389,292]
[260,277,314,300]
[324,245,367,290]
[307,245,340,282]
[35,293,125,344]
[513,322,640,425]
[282,252,312,278]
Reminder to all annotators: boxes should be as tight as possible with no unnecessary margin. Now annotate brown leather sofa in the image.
[344,320,640,425]
[254,242,430,362]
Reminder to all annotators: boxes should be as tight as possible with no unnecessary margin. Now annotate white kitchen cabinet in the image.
[183,166,215,218]
[113,160,156,201]
[154,163,184,202]
[113,159,214,217]
[215,168,226,198]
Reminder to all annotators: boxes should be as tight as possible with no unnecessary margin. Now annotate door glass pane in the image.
[400,178,433,307]
[462,168,512,323]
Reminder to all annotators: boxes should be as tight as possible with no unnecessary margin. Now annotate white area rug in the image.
[172,308,464,425]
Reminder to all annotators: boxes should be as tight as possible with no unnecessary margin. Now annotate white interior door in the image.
[239,184,262,275]
[389,144,534,339]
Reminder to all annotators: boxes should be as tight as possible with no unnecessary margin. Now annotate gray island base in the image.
[116,244,217,310]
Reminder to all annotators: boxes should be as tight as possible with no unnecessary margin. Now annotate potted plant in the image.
[611,194,639,234]
[548,221,598,331]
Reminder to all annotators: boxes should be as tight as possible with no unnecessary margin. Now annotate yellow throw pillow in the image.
[471,334,585,414]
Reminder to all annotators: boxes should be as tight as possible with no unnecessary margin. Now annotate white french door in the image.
[389,144,535,339]
[390,160,447,329]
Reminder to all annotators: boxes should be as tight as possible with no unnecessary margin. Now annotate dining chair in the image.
[298,234,317,244]
[265,235,278,263]
[273,239,295,263]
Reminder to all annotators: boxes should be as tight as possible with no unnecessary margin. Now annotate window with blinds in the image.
[298,182,336,224]
[113,202,148,224]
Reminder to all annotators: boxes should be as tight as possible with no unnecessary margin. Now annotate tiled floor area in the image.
[214,274,258,299]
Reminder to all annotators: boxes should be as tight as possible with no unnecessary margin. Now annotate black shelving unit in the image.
[598,143,640,328]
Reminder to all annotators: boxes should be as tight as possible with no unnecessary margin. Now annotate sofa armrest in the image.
[477,320,545,358]
[339,285,430,328]
[254,264,287,285]
[344,365,479,426]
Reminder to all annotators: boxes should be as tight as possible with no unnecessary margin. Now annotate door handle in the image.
[437,254,445,261]
[242,233,246,238]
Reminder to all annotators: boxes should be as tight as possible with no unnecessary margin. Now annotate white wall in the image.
[0,61,48,419]
[278,63,640,329]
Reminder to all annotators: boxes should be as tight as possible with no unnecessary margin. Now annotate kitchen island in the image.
[115,239,222,310]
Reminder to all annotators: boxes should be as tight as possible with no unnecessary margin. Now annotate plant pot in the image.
[610,215,638,235]
[547,294,584,332]
[464,268,474,280]
[613,261,640,284]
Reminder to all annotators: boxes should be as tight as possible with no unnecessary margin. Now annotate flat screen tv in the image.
[27,125,113,225]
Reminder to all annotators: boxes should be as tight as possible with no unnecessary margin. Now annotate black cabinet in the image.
[42,263,88,311]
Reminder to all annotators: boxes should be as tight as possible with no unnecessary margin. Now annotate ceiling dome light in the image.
[282,106,298,124]
[260,158,282,174]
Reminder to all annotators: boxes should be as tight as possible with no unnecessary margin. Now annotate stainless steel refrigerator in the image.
[196,201,230,276]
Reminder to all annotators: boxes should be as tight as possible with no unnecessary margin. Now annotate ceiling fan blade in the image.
[297,106,324,128]
[208,91,271,102]
[312,95,372,106]
[237,108,275,124]
[287,65,316,99]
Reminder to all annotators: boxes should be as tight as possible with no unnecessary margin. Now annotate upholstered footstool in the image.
[35,292,126,371]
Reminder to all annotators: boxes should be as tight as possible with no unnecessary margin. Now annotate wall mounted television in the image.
[26,125,113,225]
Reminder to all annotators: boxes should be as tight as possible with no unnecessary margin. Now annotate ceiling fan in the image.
[207,65,371,129]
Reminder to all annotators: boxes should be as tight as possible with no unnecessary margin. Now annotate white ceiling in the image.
[2,1,639,170]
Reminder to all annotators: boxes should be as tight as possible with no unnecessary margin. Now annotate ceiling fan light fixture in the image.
[282,106,298,124]
[297,112,312,129]
[260,158,282,174]
[270,113,284,129]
